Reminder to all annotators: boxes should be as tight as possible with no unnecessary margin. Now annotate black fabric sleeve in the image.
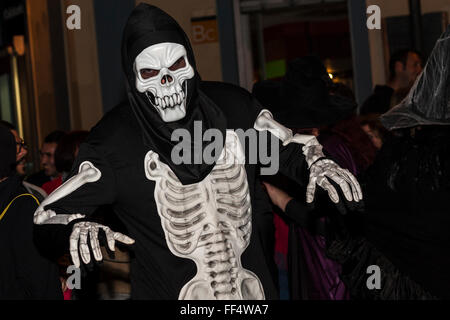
[276,143,309,186]
[45,143,117,215]
[33,142,118,260]
[251,97,310,186]
[284,198,314,227]
[256,130,310,187]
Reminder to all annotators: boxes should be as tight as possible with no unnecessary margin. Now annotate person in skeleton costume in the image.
[33,4,361,300]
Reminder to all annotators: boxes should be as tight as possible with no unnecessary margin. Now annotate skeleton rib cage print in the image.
[145,130,265,300]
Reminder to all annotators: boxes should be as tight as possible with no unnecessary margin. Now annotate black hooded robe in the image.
[34,83,313,299]
[0,127,62,299]
[34,4,312,300]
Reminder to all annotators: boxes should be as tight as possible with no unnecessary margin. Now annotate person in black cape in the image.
[0,127,62,299]
[327,25,450,300]
[32,4,362,300]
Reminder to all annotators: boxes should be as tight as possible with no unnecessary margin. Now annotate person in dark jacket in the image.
[0,121,48,203]
[0,126,63,300]
[360,49,423,115]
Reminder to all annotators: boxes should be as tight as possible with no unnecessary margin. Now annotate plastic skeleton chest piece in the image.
[144,130,265,300]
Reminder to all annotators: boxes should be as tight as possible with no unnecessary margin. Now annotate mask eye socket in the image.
[140,68,160,79]
[168,57,186,71]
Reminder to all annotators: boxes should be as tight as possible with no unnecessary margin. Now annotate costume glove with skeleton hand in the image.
[254,110,363,212]
[33,161,135,268]
[70,221,134,268]
[301,137,362,207]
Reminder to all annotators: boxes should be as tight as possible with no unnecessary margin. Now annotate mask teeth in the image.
[173,94,178,105]
[146,92,157,108]
[183,81,187,104]
[150,81,188,110]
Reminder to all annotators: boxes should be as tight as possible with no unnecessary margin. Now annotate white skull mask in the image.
[135,42,195,122]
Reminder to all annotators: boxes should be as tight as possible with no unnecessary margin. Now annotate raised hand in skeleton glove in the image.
[301,137,363,211]
[70,221,135,268]
[254,109,362,212]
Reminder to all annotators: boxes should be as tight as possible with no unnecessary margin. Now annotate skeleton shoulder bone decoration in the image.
[33,161,135,268]
[254,109,362,204]
[135,42,195,122]
[33,161,100,225]
[145,131,265,300]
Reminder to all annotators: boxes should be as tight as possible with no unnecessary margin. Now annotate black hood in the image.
[121,4,226,184]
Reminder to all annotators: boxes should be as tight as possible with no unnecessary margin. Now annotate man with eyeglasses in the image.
[0,121,28,175]
[0,126,63,299]
[0,121,47,202]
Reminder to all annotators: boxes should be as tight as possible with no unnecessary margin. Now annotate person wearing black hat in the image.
[327,25,450,300]
[253,56,357,129]
[32,4,361,300]
[253,56,376,300]
[0,126,62,299]
[253,56,376,176]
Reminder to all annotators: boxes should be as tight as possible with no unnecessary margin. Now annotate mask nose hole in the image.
[161,74,173,85]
